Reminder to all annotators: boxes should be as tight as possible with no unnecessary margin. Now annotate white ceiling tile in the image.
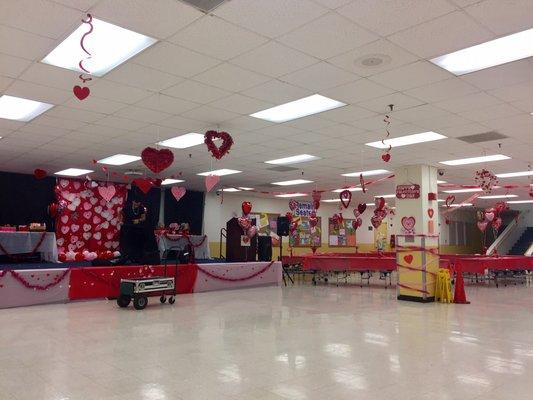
[460,60,533,90]
[312,123,366,138]
[92,0,202,39]
[285,115,338,131]
[241,80,312,104]
[169,15,268,60]
[95,115,149,131]
[45,105,105,123]
[230,42,318,77]
[219,116,274,132]
[0,25,57,60]
[448,0,480,7]
[134,93,200,115]
[368,61,451,91]
[52,0,100,11]
[404,78,479,103]
[488,80,533,102]
[214,0,328,38]
[391,104,451,123]
[320,78,394,104]
[281,62,359,91]
[434,92,502,113]
[510,99,533,114]
[435,123,490,138]
[181,105,241,124]
[464,0,533,35]
[162,80,231,104]
[313,0,355,8]
[0,53,33,79]
[278,12,377,59]
[339,0,457,36]
[457,103,523,122]
[209,94,273,115]
[158,115,210,131]
[18,123,72,138]
[193,63,270,92]
[18,62,82,91]
[32,114,87,130]
[134,42,220,78]
[105,63,183,92]
[62,96,127,114]
[114,106,171,124]
[0,76,13,92]
[388,11,494,59]
[88,80,150,104]
[357,92,424,113]
[320,105,377,123]
[414,114,477,130]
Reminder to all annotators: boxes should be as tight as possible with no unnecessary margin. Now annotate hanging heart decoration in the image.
[445,195,455,208]
[351,218,362,230]
[380,104,393,162]
[312,190,321,210]
[427,208,434,219]
[241,201,252,216]
[171,186,186,202]
[401,216,416,234]
[357,203,367,214]
[375,197,385,210]
[309,211,318,228]
[204,130,234,160]
[474,168,498,194]
[339,189,352,209]
[73,85,90,100]
[370,215,382,229]
[98,185,116,202]
[381,153,391,162]
[353,209,360,218]
[205,175,220,192]
[359,174,366,193]
[133,178,153,195]
[288,199,298,211]
[33,168,47,180]
[141,147,174,173]
[404,254,413,264]
[73,14,94,100]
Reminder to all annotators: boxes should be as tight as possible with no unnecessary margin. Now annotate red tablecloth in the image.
[302,255,396,272]
[450,256,533,274]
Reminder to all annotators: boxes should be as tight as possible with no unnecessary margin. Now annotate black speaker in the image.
[257,236,272,261]
[277,216,289,236]
[142,250,161,265]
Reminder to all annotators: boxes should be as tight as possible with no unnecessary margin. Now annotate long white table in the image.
[0,232,58,262]
[156,234,210,259]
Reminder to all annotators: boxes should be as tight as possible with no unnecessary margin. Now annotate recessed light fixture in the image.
[496,171,533,178]
[238,187,254,191]
[271,179,313,186]
[42,18,157,76]
[507,200,533,204]
[440,154,510,166]
[97,154,141,166]
[430,28,533,75]
[366,131,447,149]
[375,194,395,198]
[448,203,473,208]
[197,169,242,177]
[341,169,390,177]
[437,180,447,184]
[332,187,363,193]
[0,95,53,122]
[219,188,241,192]
[437,199,445,202]
[442,188,482,193]
[322,199,341,202]
[161,178,185,185]
[55,168,94,177]
[265,154,320,165]
[158,133,207,149]
[478,194,517,199]
[250,94,346,123]
[275,193,307,198]
[365,203,376,207]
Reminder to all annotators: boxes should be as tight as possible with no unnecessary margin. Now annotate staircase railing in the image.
[486,210,529,255]
[219,228,227,259]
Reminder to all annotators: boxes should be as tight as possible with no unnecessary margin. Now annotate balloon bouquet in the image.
[476,201,507,252]
[237,201,257,239]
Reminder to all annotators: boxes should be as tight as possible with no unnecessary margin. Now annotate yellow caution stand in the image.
[435,268,453,303]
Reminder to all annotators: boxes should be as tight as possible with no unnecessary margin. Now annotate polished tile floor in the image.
[1,283,532,400]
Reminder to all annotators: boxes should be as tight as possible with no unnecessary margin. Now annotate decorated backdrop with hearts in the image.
[54,179,128,255]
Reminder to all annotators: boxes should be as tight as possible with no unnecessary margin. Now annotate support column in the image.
[394,165,440,302]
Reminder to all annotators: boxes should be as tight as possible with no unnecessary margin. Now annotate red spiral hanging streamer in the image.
[381,104,393,162]
[73,14,93,100]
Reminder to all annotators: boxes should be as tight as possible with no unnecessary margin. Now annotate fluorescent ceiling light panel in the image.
[219,188,241,192]
[42,18,157,76]
[271,179,313,186]
[437,199,445,202]
[0,95,53,122]
[366,131,446,149]
[442,188,482,193]
[430,28,533,75]
[342,169,390,177]
[437,180,447,184]
[197,169,242,177]
[275,193,307,198]
[507,200,533,204]
[97,154,141,166]
[55,168,93,176]
[158,133,206,149]
[161,179,184,185]
[449,203,473,208]
[238,187,254,191]
[332,187,363,193]
[496,171,533,178]
[322,199,341,202]
[440,154,510,166]
[250,94,346,123]
[365,203,376,207]
[265,154,320,165]
[478,194,517,199]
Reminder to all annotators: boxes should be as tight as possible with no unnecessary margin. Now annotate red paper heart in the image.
[141,147,174,173]
[133,178,153,194]
[241,201,252,215]
[381,153,391,162]
[171,186,186,202]
[357,203,367,214]
[204,130,233,160]
[339,189,352,209]
[73,85,90,100]
[33,168,47,180]
[288,200,298,211]
[427,208,434,219]
[404,254,413,264]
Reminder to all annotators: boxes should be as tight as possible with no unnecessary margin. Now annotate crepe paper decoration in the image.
[204,130,234,160]
[381,104,393,162]
[141,147,174,173]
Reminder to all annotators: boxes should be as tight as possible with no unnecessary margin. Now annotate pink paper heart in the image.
[171,186,186,202]
[98,185,116,202]
[205,175,220,192]
[401,216,416,231]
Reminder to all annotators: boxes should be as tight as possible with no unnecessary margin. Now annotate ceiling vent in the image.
[179,0,227,13]
[457,131,508,143]
[266,166,299,172]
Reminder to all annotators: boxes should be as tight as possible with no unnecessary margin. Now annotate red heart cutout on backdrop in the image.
[339,189,352,209]
[133,178,153,194]
[73,85,90,100]
[33,168,47,180]
[204,130,233,160]
[98,185,116,202]
[171,186,186,202]
[141,147,174,173]
[381,153,391,162]
[357,203,367,214]
[427,208,434,219]
[404,254,413,264]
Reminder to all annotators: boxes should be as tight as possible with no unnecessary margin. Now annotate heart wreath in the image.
[204,130,234,160]
[141,147,174,174]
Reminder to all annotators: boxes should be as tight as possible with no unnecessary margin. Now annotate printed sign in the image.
[294,201,314,217]
[396,184,420,199]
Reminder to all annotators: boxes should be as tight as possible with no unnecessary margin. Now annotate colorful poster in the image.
[249,212,280,246]
[289,216,321,247]
[328,218,357,247]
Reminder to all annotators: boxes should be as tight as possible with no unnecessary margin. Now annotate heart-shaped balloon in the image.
[34,168,47,180]
[133,178,153,194]
[370,215,382,229]
[351,218,362,230]
[141,147,174,173]
[285,212,293,222]
[381,153,391,162]
[484,211,495,222]
[204,130,234,160]
[375,197,385,210]
[353,209,360,218]
[339,189,352,209]
[246,225,257,238]
[401,216,416,231]
[98,185,116,202]
[171,186,186,202]
[288,199,298,211]
[357,203,367,214]
[205,175,220,192]
[445,195,455,208]
[238,217,251,231]
[427,208,434,219]
[477,220,488,232]
[73,85,90,100]
[241,201,252,216]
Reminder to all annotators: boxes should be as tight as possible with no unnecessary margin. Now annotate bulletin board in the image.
[289,216,322,248]
[328,218,357,247]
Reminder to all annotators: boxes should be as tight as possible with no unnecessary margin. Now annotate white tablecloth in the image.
[157,234,210,259]
[0,232,58,262]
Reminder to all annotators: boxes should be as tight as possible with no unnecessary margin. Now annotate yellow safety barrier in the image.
[435,268,453,303]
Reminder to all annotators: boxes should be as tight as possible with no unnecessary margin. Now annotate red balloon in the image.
[34,168,47,180]
[313,200,320,210]
[241,201,252,216]
[58,253,66,262]
[285,212,293,222]
[74,252,84,262]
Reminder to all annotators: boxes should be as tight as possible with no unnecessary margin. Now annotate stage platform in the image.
[0,261,282,309]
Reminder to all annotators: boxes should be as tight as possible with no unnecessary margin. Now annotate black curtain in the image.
[127,186,161,229]
[164,189,204,235]
[0,172,56,231]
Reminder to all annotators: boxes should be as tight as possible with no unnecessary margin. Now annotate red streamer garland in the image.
[197,261,274,282]
[8,269,70,291]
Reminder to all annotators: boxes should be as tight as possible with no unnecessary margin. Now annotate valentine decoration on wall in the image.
[73,14,94,100]
[97,184,116,202]
[375,196,385,210]
[351,218,362,230]
[474,168,498,194]
[171,186,186,202]
[311,190,321,210]
[401,216,416,235]
[133,178,153,194]
[332,213,343,227]
[370,197,388,229]
[55,178,127,255]
[241,201,252,216]
[380,104,394,162]
[205,175,220,192]
[34,168,47,180]
[445,195,455,208]
[288,199,298,211]
[396,184,420,199]
[141,147,174,173]
[427,208,434,219]
[357,203,367,215]
[359,174,367,193]
[339,189,352,209]
[204,130,234,160]
[428,192,437,201]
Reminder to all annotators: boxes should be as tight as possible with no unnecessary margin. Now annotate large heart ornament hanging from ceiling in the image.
[141,147,174,173]
[204,130,234,160]
[133,178,153,194]
[357,203,367,214]
[205,175,220,192]
[339,189,352,209]
[171,186,186,202]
